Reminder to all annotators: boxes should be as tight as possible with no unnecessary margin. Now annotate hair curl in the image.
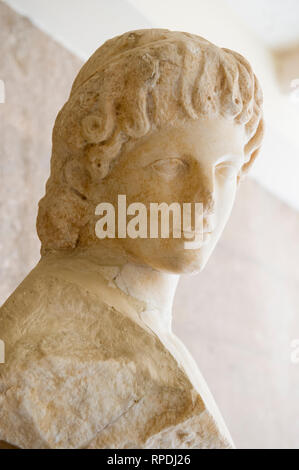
[37,29,264,253]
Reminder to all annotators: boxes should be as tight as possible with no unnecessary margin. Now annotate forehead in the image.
[122,117,245,166]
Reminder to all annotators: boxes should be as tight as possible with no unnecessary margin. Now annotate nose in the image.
[192,164,216,231]
[193,165,215,212]
[205,162,216,201]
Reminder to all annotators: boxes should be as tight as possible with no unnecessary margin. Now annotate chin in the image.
[143,249,211,274]
[131,238,217,274]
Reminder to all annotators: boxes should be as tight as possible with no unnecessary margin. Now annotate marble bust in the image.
[0,29,264,449]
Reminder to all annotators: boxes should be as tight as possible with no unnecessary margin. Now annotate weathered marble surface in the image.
[0,254,230,449]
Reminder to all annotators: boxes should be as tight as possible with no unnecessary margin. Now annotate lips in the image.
[182,230,213,237]
[183,231,203,237]
[183,230,212,240]
[169,229,213,242]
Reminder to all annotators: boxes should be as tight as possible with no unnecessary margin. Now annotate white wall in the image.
[3,0,152,58]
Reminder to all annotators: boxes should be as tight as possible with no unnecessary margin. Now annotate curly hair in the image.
[37,29,264,253]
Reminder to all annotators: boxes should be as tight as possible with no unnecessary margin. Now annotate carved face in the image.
[94,118,245,273]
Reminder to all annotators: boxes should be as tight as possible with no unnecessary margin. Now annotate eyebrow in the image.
[137,152,183,167]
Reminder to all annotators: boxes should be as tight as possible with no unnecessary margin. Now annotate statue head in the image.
[37,29,264,273]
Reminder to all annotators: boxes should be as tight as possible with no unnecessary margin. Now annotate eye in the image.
[215,162,238,180]
[148,158,187,179]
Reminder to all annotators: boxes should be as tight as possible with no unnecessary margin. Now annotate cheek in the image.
[133,175,186,204]
[215,177,238,226]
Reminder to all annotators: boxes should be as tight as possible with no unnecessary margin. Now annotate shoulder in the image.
[0,269,230,449]
[0,270,203,449]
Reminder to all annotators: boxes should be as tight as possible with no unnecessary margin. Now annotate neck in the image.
[40,246,180,331]
[112,263,180,331]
